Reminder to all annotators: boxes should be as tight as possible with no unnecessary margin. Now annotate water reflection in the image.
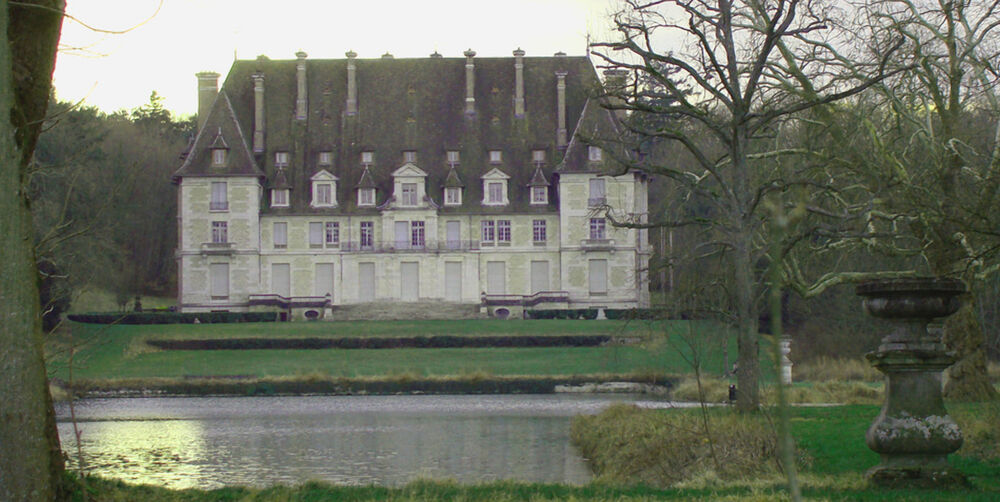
[57,394,668,489]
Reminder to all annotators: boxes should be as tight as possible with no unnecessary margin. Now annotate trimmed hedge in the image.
[146,334,612,350]
[526,308,668,320]
[67,312,279,325]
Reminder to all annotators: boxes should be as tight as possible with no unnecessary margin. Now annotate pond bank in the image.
[54,373,676,399]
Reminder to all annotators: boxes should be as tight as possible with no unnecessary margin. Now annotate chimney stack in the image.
[196,71,220,131]
[464,49,476,115]
[555,71,568,148]
[252,72,265,152]
[603,69,630,121]
[346,50,358,116]
[513,48,525,117]
[295,51,308,120]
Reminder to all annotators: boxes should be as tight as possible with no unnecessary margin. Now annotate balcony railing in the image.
[587,197,607,207]
[248,294,329,309]
[481,290,570,307]
[200,242,234,255]
[209,201,229,211]
[340,240,480,253]
[581,238,616,251]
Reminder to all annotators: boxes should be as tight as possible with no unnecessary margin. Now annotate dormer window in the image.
[403,151,417,163]
[358,187,375,207]
[212,148,227,167]
[311,170,339,208]
[275,151,289,168]
[361,151,374,166]
[318,151,333,166]
[531,186,548,205]
[489,150,502,164]
[401,183,417,206]
[588,146,603,162]
[445,187,462,206]
[447,151,460,166]
[532,150,545,165]
[271,189,289,207]
[481,168,510,206]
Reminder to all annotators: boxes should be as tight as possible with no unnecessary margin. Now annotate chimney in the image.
[513,48,525,117]
[603,69,629,121]
[196,71,220,131]
[252,72,265,152]
[555,70,568,148]
[295,51,308,120]
[346,50,358,116]
[464,49,476,115]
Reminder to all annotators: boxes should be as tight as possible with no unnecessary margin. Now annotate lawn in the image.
[48,319,741,382]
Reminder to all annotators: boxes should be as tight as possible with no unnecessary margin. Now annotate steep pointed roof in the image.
[443,166,464,187]
[556,98,626,174]
[356,166,377,188]
[270,167,291,189]
[173,91,263,179]
[529,165,549,186]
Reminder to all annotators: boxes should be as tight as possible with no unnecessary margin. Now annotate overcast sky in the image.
[52,0,618,118]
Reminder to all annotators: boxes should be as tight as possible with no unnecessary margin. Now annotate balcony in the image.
[587,197,607,207]
[209,201,228,211]
[340,240,481,253]
[581,238,616,252]
[200,242,234,255]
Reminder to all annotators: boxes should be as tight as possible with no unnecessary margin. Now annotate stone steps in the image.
[330,302,485,321]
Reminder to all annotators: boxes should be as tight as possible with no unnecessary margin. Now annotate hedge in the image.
[526,308,670,320]
[146,334,612,350]
[67,312,279,325]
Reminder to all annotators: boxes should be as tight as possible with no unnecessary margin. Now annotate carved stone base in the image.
[867,458,969,489]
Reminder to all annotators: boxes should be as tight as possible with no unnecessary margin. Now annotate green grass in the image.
[49,319,736,381]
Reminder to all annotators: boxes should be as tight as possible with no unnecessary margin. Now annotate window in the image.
[588,146,603,161]
[361,151,373,165]
[411,221,425,248]
[589,178,606,206]
[481,220,495,244]
[531,186,547,205]
[271,189,289,207]
[211,221,227,244]
[309,222,323,248]
[360,221,374,249]
[325,222,339,247]
[589,259,608,295]
[318,151,333,166]
[489,150,502,163]
[401,183,417,206]
[497,220,511,244]
[210,263,229,300]
[313,183,334,206]
[273,222,287,248]
[447,150,460,166]
[533,219,547,244]
[275,151,289,167]
[212,149,227,167]
[589,218,607,240]
[403,150,417,163]
[488,182,504,204]
[532,149,545,165]
[358,188,375,206]
[445,187,462,206]
[210,182,228,211]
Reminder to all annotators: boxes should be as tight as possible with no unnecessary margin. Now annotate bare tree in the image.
[0,0,67,500]
[591,0,906,410]
[862,0,1000,400]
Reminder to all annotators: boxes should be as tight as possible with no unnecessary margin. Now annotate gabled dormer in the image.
[443,166,464,207]
[391,163,428,208]
[481,168,510,206]
[356,166,378,207]
[528,166,550,205]
[209,129,229,167]
[310,169,339,208]
[270,167,291,208]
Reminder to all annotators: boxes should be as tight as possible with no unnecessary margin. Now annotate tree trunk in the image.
[1,1,67,500]
[943,290,998,401]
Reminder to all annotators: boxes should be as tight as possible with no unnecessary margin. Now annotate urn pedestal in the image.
[856,278,968,488]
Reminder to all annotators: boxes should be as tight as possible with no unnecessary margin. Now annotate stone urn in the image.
[856,277,967,487]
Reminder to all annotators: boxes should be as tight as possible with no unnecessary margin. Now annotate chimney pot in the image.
[464,48,477,58]
[345,50,357,59]
[554,51,566,58]
[430,51,442,58]
[381,52,394,59]
[296,50,308,60]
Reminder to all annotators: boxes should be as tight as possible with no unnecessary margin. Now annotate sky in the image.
[52,0,619,118]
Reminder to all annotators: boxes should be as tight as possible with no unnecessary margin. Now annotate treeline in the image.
[31,92,194,329]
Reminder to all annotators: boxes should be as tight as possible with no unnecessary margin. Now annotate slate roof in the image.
[176,53,621,214]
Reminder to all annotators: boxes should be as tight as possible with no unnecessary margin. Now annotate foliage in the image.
[143,334,612,350]
[66,311,277,324]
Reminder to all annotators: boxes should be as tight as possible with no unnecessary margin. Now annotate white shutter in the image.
[309,222,323,247]
[272,263,290,298]
[401,262,419,301]
[359,262,375,301]
[446,221,460,249]
[315,263,334,297]
[531,261,549,294]
[210,263,229,299]
[589,259,607,295]
[487,261,506,295]
[445,262,462,301]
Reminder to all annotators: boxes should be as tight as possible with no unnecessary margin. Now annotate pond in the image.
[56,394,679,489]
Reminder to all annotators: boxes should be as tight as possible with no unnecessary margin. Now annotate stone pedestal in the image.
[856,278,968,488]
